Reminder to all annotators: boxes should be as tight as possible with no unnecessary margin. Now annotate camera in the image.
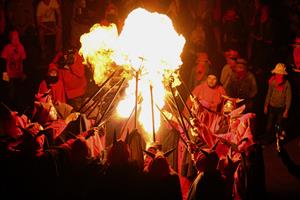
[58,49,76,68]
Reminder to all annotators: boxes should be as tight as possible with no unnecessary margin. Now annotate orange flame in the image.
[79,8,185,142]
[79,23,119,84]
[116,8,185,139]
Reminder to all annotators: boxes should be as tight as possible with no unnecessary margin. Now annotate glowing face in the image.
[207,75,217,88]
[223,100,235,114]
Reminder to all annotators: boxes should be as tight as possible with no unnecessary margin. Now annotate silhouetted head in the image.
[69,136,91,164]
[194,142,220,172]
[107,130,130,166]
[195,148,219,173]
[144,148,176,177]
[16,123,45,156]
[218,149,240,177]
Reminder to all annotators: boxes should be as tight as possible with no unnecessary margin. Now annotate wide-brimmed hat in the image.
[271,63,288,75]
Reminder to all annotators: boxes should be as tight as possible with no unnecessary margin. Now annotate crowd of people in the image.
[0,0,300,199]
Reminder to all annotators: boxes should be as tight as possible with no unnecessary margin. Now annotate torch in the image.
[155,104,188,148]
[135,70,139,129]
[96,77,126,126]
[168,82,190,141]
[175,86,194,119]
[178,75,194,99]
[150,83,155,143]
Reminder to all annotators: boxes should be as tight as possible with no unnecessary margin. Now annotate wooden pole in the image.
[155,104,188,148]
[96,78,126,126]
[135,71,139,129]
[169,84,190,141]
[175,86,194,118]
[150,84,156,143]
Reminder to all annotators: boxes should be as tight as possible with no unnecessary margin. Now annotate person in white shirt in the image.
[36,0,62,58]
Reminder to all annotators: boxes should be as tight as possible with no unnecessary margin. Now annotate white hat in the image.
[271,63,288,75]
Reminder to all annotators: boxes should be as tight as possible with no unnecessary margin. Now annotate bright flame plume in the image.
[79,8,185,141]
[80,23,119,84]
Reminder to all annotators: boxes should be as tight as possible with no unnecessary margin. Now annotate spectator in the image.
[187,67,226,112]
[249,4,274,73]
[60,0,75,50]
[264,63,291,142]
[221,5,244,52]
[220,49,239,90]
[189,23,206,54]
[5,0,35,37]
[188,52,211,90]
[186,0,220,59]
[1,30,26,109]
[100,2,121,29]
[36,0,62,59]
[70,0,106,48]
[226,58,257,112]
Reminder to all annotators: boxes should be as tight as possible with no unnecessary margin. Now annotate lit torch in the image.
[115,8,185,145]
[79,8,185,146]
